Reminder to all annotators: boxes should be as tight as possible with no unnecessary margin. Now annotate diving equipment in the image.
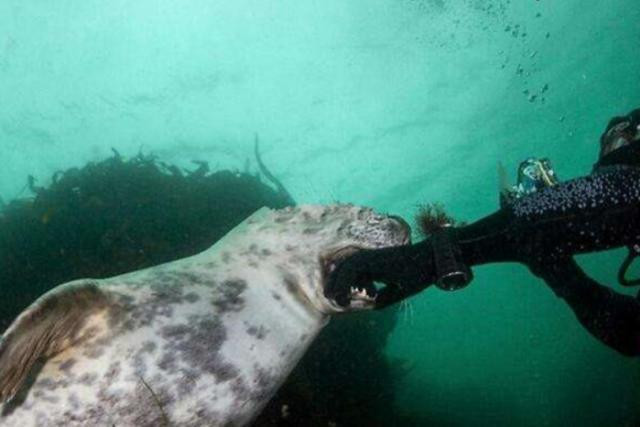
[500,158,558,208]
[432,226,473,291]
[618,245,640,287]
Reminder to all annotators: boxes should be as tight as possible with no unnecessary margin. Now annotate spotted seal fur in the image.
[0,204,409,426]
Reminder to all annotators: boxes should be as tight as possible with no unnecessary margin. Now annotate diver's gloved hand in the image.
[324,250,376,308]
[324,240,437,309]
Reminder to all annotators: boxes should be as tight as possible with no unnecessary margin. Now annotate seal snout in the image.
[385,215,412,245]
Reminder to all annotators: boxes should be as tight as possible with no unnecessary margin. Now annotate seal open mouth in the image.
[321,246,378,303]
[321,216,412,307]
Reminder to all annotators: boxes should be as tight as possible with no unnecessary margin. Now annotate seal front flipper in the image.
[0,281,111,402]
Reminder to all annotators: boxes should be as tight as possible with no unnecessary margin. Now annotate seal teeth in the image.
[350,286,373,300]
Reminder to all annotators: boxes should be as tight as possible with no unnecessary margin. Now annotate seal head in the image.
[244,204,411,313]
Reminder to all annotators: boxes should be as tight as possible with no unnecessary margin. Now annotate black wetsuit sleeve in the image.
[455,167,640,268]
[535,259,640,356]
[327,168,640,308]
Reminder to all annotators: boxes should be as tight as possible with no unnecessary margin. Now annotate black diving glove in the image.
[325,239,440,309]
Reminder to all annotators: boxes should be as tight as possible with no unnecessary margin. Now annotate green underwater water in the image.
[1,0,639,426]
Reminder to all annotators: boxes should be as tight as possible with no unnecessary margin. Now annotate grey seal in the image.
[0,204,409,426]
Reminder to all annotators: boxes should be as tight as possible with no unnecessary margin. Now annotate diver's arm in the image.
[326,168,640,307]
[536,259,640,356]
[455,167,640,268]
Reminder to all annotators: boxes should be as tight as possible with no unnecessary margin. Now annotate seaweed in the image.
[0,149,409,426]
[415,203,464,236]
